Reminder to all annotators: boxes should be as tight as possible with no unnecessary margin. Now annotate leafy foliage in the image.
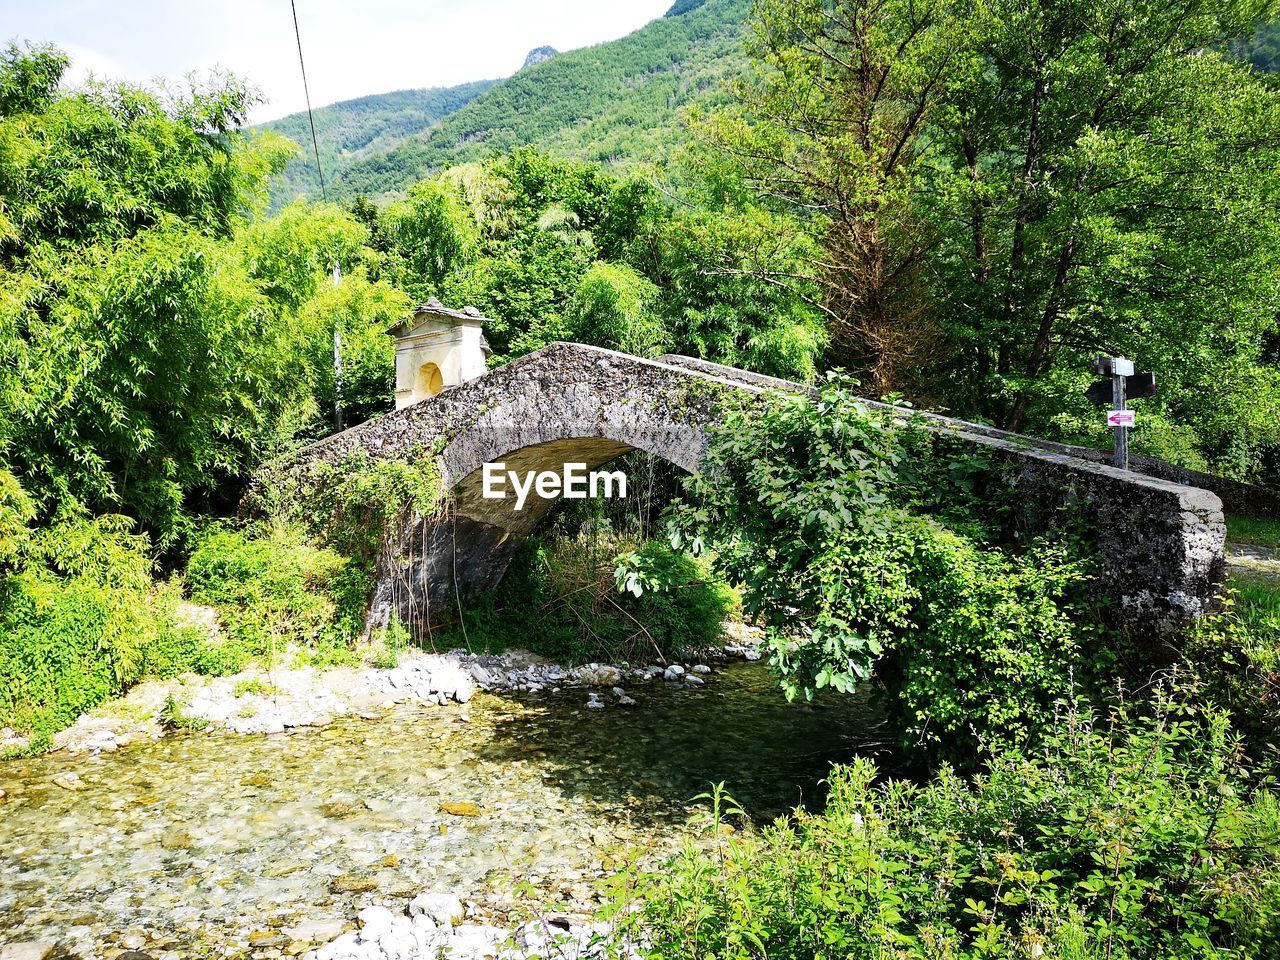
[668,377,1097,760]
[1182,577,1280,771]
[185,522,367,667]
[356,148,825,380]
[450,528,736,665]
[609,690,1280,959]
[0,44,303,543]
[700,0,1280,484]
[689,0,961,393]
[0,508,200,746]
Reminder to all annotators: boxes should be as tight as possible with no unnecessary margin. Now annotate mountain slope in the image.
[261,79,498,208]
[1235,21,1280,72]
[324,0,749,200]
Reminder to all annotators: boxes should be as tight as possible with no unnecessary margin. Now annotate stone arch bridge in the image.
[271,342,1225,643]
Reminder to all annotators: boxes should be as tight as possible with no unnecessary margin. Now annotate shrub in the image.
[303,451,443,569]
[135,590,216,681]
[1182,577,1280,771]
[609,690,1280,960]
[185,521,363,663]
[450,531,736,664]
[668,376,1100,763]
[0,512,198,745]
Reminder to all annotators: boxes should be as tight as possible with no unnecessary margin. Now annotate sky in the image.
[2,0,673,123]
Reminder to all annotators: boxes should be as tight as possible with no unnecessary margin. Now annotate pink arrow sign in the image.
[1107,410,1136,427]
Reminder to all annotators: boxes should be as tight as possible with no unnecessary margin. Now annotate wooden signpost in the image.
[1085,356,1155,469]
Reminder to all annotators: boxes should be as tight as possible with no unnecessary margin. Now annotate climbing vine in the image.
[666,374,1101,762]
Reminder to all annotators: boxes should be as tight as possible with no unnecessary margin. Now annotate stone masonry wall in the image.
[265,342,1226,643]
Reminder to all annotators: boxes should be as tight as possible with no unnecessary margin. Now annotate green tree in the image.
[378,179,480,301]
[927,0,1280,462]
[692,0,967,394]
[240,201,371,312]
[298,274,411,430]
[566,262,668,357]
[0,44,300,541]
[715,1,1280,479]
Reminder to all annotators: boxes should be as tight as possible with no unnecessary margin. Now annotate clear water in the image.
[0,662,891,954]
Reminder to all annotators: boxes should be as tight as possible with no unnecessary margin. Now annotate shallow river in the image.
[0,662,890,956]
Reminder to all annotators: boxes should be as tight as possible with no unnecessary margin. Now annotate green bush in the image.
[185,522,365,664]
[609,691,1280,960]
[669,376,1100,763]
[1182,577,1280,771]
[450,531,736,664]
[137,615,223,681]
[0,575,136,744]
[0,511,201,745]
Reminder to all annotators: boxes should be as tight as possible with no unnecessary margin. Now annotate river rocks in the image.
[576,663,623,686]
[0,944,56,960]
[408,891,463,925]
[0,635,800,960]
[304,906,618,960]
[285,919,347,944]
[320,800,359,819]
[357,905,397,935]
[586,693,604,709]
[423,661,475,703]
[52,771,86,791]
[449,923,506,957]
[330,874,379,894]
[158,828,194,851]
[36,629,768,758]
[722,622,766,661]
[264,859,309,878]
[439,800,482,817]
[249,929,289,947]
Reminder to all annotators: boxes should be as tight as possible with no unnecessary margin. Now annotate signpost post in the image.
[1110,358,1130,469]
[1086,356,1153,470]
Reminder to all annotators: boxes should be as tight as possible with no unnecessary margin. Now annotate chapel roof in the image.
[386,298,491,337]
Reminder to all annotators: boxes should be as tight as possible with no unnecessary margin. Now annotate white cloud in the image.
[2,0,674,123]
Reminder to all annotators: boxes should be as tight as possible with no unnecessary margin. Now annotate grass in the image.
[1226,513,1280,548]
[232,677,274,698]
[1232,575,1280,631]
[91,699,156,724]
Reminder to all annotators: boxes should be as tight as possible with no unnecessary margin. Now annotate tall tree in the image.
[0,44,301,541]
[693,0,968,394]
[929,0,1280,446]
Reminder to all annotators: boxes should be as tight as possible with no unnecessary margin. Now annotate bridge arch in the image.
[289,343,737,633]
[271,342,1225,642]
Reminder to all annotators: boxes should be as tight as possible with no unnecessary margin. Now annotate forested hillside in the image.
[261,79,497,208]
[1237,20,1280,70]
[307,0,749,200]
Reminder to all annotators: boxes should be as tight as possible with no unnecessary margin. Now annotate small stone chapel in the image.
[386,299,492,409]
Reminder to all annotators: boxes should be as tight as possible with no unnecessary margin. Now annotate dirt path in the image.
[1226,542,1280,586]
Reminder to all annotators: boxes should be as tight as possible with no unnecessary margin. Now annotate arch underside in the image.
[368,436,675,638]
